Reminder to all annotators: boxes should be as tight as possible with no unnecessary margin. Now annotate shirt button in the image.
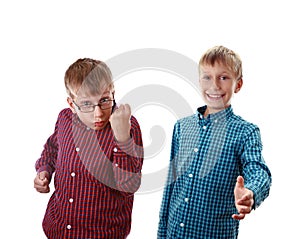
[69,198,74,203]
[67,225,71,230]
[71,172,75,177]
[188,173,193,178]
[75,147,80,152]
[113,147,118,152]
[184,198,189,202]
[115,163,118,167]
[214,119,218,123]
[203,126,207,130]
[180,223,185,227]
[193,148,198,153]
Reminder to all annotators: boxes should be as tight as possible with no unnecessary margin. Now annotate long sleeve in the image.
[240,125,272,209]
[37,108,143,238]
[72,114,144,195]
[112,116,144,194]
[156,107,272,238]
[35,119,58,180]
[157,123,180,238]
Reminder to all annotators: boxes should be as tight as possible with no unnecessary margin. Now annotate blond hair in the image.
[199,46,243,79]
[64,58,114,99]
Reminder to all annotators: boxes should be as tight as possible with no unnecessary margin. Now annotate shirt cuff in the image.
[36,166,53,180]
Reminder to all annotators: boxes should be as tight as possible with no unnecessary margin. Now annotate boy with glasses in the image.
[34,58,144,239]
[158,46,272,238]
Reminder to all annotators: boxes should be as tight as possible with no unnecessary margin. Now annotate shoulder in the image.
[56,108,73,123]
[177,114,198,126]
[228,113,260,136]
[57,108,72,117]
[173,114,198,135]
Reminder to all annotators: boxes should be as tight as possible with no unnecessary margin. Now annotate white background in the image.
[1,0,299,238]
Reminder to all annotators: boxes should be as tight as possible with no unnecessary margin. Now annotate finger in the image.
[232,213,246,220]
[39,171,49,180]
[237,199,253,208]
[124,104,131,113]
[118,104,125,111]
[237,195,253,204]
[34,175,43,186]
[34,177,48,188]
[239,206,252,214]
[240,194,251,201]
[36,185,50,193]
[35,183,48,192]
[34,179,50,193]
[236,176,244,189]
[34,181,50,193]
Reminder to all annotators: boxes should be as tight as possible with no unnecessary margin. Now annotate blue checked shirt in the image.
[158,106,271,239]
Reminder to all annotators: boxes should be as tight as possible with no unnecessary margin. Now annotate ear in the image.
[67,97,76,113]
[234,78,243,93]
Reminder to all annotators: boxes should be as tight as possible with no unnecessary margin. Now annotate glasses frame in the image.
[73,98,116,113]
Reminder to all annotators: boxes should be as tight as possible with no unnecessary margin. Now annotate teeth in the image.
[208,94,222,98]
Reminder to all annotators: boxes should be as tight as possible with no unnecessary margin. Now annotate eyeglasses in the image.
[73,98,115,113]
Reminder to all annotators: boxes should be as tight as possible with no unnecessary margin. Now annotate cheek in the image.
[199,81,212,92]
[105,110,112,119]
[98,109,112,121]
[77,114,91,124]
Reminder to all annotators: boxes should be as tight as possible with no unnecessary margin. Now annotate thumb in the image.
[236,176,244,189]
[39,171,49,181]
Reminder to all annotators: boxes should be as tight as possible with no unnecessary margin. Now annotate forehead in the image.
[76,89,112,101]
[200,62,233,75]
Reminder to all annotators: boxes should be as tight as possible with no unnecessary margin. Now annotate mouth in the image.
[94,121,105,128]
[206,93,224,101]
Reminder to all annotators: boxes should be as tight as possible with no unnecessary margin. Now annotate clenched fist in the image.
[34,171,50,193]
[109,104,131,142]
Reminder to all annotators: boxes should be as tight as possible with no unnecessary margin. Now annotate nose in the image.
[94,105,104,118]
[211,78,220,90]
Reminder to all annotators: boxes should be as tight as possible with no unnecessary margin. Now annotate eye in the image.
[100,98,110,104]
[81,101,93,106]
[220,76,228,80]
[202,75,210,80]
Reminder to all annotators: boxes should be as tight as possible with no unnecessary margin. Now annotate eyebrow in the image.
[77,93,111,102]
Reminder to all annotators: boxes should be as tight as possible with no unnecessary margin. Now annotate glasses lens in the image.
[81,106,94,112]
[100,100,114,110]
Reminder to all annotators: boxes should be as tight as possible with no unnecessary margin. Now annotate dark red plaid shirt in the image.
[35,108,144,239]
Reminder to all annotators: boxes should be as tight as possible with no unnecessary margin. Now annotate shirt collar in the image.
[197,105,233,122]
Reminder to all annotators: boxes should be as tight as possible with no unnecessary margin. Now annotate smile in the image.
[206,94,224,100]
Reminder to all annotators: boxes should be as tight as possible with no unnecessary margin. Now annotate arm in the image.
[233,125,272,219]
[34,119,59,192]
[110,104,144,194]
[111,115,144,194]
[157,123,179,238]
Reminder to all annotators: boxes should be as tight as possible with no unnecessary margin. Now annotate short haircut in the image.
[199,46,243,80]
[64,58,114,99]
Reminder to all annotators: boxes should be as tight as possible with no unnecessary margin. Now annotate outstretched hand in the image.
[109,104,131,143]
[232,176,254,220]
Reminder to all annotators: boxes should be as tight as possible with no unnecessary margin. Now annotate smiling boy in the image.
[34,58,144,239]
[158,46,271,238]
